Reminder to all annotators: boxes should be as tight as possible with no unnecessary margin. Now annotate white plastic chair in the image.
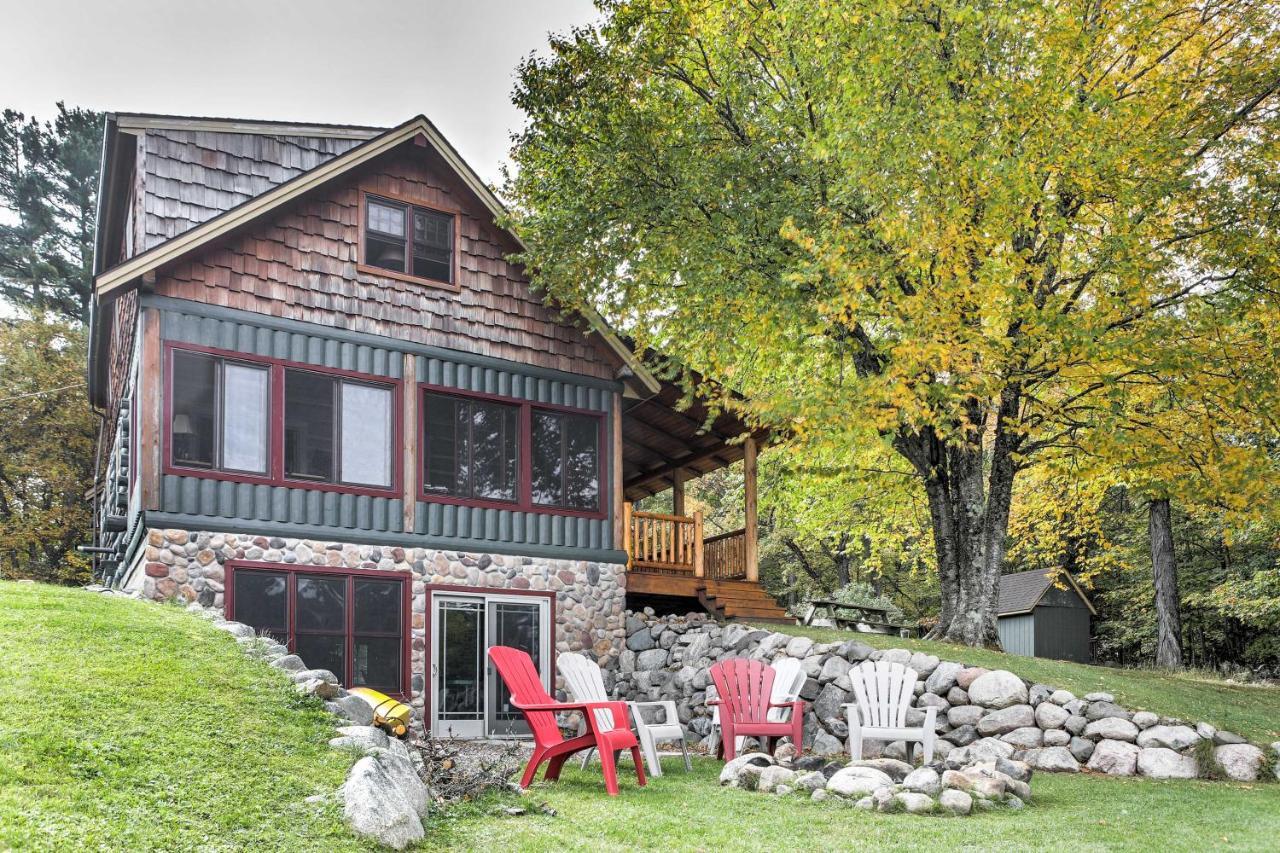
[709,657,806,754]
[557,652,691,777]
[841,660,936,764]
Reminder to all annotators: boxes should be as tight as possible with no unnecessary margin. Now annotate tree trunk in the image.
[1148,497,1184,668]
[893,391,1020,648]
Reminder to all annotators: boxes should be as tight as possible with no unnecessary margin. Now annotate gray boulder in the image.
[270,654,307,673]
[812,731,845,756]
[1196,721,1217,740]
[1085,717,1139,743]
[1064,715,1088,736]
[946,686,970,706]
[1137,747,1198,780]
[879,648,912,666]
[627,628,655,651]
[1086,701,1132,722]
[948,705,984,728]
[1043,729,1071,747]
[967,670,1028,709]
[894,792,936,814]
[291,668,339,685]
[1028,684,1054,707]
[939,788,972,815]
[813,683,847,724]
[902,766,941,795]
[1069,736,1095,763]
[1084,691,1115,702]
[1136,725,1200,751]
[795,771,826,791]
[827,766,894,798]
[1000,727,1044,750]
[636,648,668,671]
[1214,744,1266,782]
[1087,739,1140,776]
[819,655,851,683]
[1049,689,1076,705]
[757,765,797,793]
[976,704,1034,736]
[341,756,425,850]
[785,635,814,658]
[907,652,940,677]
[326,695,375,726]
[925,661,964,695]
[1213,730,1247,746]
[329,725,389,753]
[839,640,875,661]
[719,752,773,784]
[215,621,256,639]
[1029,746,1080,773]
[1131,711,1159,730]
[1034,702,1070,730]
[847,758,913,782]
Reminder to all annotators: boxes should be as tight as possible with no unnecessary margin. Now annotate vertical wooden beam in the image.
[139,307,162,511]
[743,436,759,582]
[402,353,417,535]
[672,467,686,517]
[612,391,624,551]
[693,510,705,578]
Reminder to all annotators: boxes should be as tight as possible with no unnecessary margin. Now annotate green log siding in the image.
[147,296,620,558]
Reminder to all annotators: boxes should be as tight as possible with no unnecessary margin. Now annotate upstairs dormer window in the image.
[362,192,457,289]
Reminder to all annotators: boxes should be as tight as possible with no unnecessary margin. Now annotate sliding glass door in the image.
[430,592,550,738]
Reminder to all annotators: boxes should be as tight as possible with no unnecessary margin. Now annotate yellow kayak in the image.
[348,687,412,737]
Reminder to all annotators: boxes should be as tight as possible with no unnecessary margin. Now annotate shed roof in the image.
[997,569,1096,617]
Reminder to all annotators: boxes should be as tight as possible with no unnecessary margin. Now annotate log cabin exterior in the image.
[86,113,785,737]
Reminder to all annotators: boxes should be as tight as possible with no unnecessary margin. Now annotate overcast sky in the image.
[0,0,600,184]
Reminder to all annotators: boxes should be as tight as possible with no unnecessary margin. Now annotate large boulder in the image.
[902,766,941,796]
[1136,725,1200,751]
[757,765,798,793]
[1069,736,1095,763]
[925,661,964,695]
[1028,746,1081,773]
[1000,727,1044,750]
[1084,717,1140,743]
[1085,701,1132,722]
[341,756,426,850]
[819,655,851,683]
[785,635,814,658]
[1137,748,1198,780]
[1131,711,1159,730]
[826,766,894,798]
[848,758,913,782]
[813,683,847,724]
[955,667,990,690]
[948,705,985,728]
[326,695,375,726]
[269,654,307,673]
[636,648,669,671]
[975,704,1034,736]
[894,792,936,814]
[967,671,1028,709]
[627,628,655,651]
[939,788,972,815]
[1214,744,1267,782]
[812,731,845,756]
[1087,739,1141,776]
[1034,702,1070,730]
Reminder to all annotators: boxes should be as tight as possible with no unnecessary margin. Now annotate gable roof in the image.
[997,569,1096,617]
[89,114,659,403]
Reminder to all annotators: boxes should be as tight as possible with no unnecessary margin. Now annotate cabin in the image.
[85,113,785,738]
[996,569,1096,663]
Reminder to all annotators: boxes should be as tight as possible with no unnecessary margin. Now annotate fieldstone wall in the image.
[610,611,1280,783]
[132,527,627,715]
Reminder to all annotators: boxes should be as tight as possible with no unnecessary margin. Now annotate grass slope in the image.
[0,581,370,851]
[756,623,1280,745]
[431,758,1280,852]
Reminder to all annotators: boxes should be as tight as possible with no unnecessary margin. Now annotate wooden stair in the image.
[625,571,791,623]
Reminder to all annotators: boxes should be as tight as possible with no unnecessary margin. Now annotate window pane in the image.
[232,571,288,641]
[366,235,406,273]
[221,363,269,474]
[563,414,599,510]
[412,208,452,282]
[424,394,464,495]
[285,370,335,482]
[354,579,401,634]
[295,634,346,681]
[296,575,346,632]
[340,383,392,487]
[440,602,483,718]
[171,351,215,468]
[531,412,563,506]
[367,200,405,236]
[470,400,519,501]
[353,636,401,690]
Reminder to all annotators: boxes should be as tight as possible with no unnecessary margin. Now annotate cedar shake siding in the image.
[140,129,366,250]
[151,149,616,379]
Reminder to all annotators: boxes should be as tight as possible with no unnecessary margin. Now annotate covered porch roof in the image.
[619,373,769,501]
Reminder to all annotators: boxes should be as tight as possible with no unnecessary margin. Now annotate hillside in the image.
[0,581,369,851]
[759,622,1280,745]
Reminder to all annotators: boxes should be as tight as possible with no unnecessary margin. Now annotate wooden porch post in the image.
[672,468,686,517]
[622,501,634,569]
[693,510,705,578]
[743,436,759,582]
[612,391,625,551]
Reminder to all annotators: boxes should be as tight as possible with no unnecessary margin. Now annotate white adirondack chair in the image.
[708,657,807,754]
[841,660,936,764]
[557,652,691,777]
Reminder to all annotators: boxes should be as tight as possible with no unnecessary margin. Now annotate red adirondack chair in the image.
[708,658,806,762]
[487,646,647,796]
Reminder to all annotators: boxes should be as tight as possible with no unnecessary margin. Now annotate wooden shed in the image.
[996,569,1096,663]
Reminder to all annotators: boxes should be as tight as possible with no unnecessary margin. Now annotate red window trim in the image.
[422,583,558,733]
[224,560,413,701]
[357,188,462,293]
[162,341,404,499]
[417,382,608,520]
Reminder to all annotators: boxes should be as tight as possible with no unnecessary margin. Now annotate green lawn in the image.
[0,580,370,851]
[429,757,1280,852]
[757,622,1280,745]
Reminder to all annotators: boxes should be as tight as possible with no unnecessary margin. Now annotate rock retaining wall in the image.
[608,612,1280,783]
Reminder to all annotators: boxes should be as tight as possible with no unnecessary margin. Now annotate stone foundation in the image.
[130,527,627,715]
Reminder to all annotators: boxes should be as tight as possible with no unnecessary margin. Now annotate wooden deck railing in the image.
[623,504,704,575]
[703,528,748,580]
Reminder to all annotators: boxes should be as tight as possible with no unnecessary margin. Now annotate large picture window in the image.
[423,392,519,502]
[285,369,393,489]
[170,350,269,475]
[229,565,407,695]
[166,344,400,497]
[362,193,456,288]
[419,386,604,515]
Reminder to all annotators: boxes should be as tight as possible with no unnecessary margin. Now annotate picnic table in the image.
[800,599,916,638]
